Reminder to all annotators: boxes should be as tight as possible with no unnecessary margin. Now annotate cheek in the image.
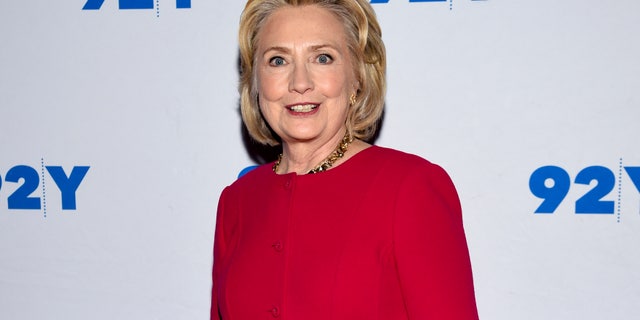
[258,96,274,119]
[257,70,287,101]
[319,67,354,98]
[258,97,281,126]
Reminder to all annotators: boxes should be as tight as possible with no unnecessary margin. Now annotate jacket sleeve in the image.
[210,187,229,320]
[392,163,479,319]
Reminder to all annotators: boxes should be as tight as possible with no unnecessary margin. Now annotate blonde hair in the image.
[238,0,386,146]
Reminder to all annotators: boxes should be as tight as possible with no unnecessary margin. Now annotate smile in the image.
[287,104,319,113]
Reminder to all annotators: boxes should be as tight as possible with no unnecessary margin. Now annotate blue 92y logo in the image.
[0,164,89,212]
[529,163,640,215]
[82,0,191,10]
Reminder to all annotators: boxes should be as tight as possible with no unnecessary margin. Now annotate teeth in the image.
[289,104,316,112]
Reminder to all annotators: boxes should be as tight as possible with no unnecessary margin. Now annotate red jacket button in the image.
[270,306,280,317]
[272,241,283,252]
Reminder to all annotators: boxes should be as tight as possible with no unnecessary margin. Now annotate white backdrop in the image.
[1,1,639,319]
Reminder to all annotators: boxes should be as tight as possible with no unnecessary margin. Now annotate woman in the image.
[211,0,479,319]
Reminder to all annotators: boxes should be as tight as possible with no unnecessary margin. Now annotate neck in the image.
[276,130,351,175]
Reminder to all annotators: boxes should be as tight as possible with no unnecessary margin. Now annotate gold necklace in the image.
[272,132,353,174]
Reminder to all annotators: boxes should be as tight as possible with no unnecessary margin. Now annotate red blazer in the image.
[211,146,478,319]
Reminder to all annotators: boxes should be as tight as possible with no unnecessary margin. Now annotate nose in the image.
[289,61,313,94]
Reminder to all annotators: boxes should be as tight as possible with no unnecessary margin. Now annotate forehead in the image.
[257,5,348,49]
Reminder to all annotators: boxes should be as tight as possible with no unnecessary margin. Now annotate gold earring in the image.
[349,93,357,107]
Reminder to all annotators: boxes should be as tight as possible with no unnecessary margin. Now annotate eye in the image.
[316,54,333,64]
[269,56,286,66]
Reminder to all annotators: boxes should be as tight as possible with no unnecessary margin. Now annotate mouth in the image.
[287,103,319,113]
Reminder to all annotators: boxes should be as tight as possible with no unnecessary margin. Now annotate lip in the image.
[286,102,320,116]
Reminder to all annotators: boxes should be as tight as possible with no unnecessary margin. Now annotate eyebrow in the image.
[262,46,290,55]
[310,44,339,52]
[262,44,340,56]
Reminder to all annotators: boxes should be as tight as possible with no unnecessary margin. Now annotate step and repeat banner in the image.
[1,1,638,319]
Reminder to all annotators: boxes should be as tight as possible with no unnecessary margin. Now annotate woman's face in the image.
[255,5,357,145]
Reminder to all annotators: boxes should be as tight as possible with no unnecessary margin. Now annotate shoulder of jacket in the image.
[373,146,437,169]
[226,163,273,191]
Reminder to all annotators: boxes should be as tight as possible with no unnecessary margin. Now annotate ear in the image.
[354,80,361,92]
